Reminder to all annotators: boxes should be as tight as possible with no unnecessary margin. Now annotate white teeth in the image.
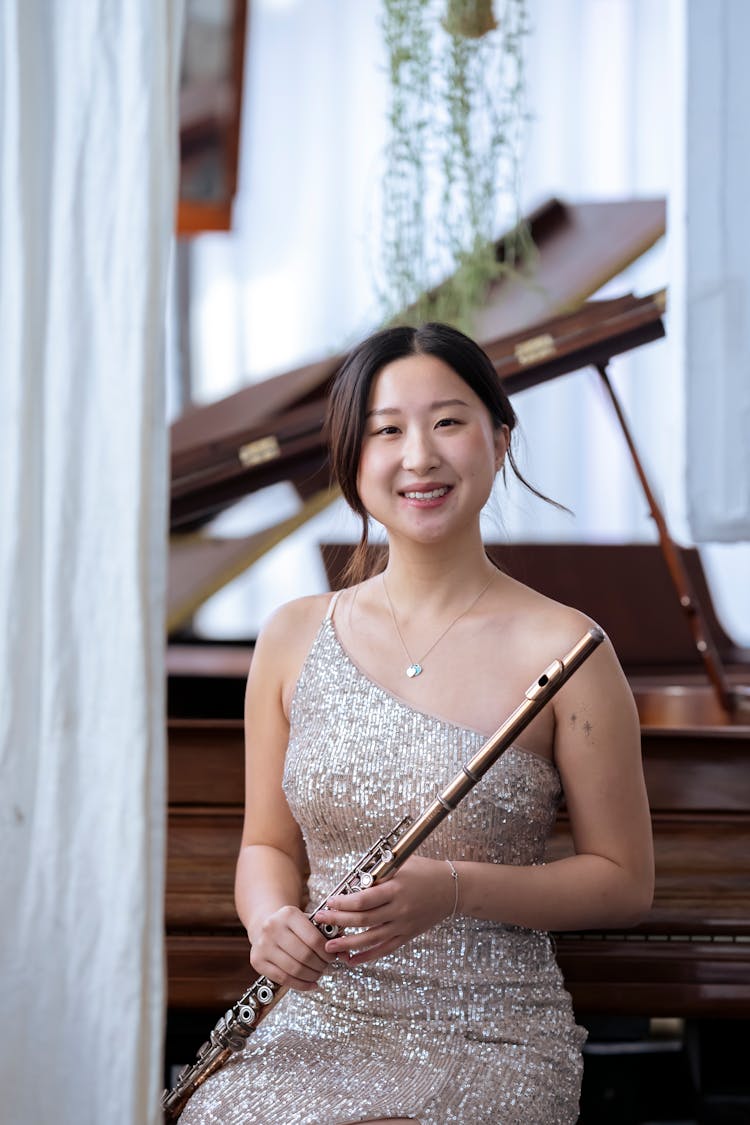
[403,487,449,500]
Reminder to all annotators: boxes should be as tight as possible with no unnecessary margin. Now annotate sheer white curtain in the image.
[684,0,750,542]
[0,4,182,1123]
[186,0,749,643]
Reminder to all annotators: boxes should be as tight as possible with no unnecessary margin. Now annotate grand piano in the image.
[165,200,750,1118]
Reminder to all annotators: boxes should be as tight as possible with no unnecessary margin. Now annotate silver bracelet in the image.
[445,859,460,921]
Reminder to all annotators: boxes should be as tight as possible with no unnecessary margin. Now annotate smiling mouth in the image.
[401,486,450,500]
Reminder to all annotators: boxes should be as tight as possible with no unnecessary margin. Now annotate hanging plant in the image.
[377,0,531,332]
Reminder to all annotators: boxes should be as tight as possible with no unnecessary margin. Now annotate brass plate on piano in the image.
[238,435,280,468]
[514,333,557,366]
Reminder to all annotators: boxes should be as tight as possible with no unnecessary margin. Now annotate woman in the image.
[181,323,654,1124]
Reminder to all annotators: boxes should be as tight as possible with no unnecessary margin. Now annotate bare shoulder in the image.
[502,581,637,731]
[251,592,335,714]
[258,592,333,648]
[254,592,334,668]
[490,573,631,710]
[495,573,600,661]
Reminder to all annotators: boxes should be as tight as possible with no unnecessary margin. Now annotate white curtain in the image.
[684,0,750,541]
[0,4,182,1124]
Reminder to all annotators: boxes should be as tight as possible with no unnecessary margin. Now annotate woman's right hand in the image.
[248,904,336,991]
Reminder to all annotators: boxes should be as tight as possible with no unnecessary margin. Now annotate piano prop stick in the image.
[594,361,748,717]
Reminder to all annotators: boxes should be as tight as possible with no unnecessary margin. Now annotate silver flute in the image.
[163,626,605,1121]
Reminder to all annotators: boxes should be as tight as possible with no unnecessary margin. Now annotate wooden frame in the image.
[177,0,247,235]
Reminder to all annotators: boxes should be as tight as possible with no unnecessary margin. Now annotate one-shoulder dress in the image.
[180,594,586,1124]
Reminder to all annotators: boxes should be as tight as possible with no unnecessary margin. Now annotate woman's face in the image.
[356,353,508,546]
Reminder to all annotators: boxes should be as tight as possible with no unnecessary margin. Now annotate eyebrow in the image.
[366,398,471,418]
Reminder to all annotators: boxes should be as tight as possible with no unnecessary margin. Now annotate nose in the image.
[401,426,440,474]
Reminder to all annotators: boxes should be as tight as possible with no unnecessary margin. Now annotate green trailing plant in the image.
[378,0,532,332]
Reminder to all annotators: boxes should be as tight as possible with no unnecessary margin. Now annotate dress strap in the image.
[325,589,343,621]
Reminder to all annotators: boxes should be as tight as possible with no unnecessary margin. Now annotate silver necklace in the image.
[382,573,494,678]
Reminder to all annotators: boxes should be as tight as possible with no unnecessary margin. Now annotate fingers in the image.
[323,918,402,963]
[314,889,402,965]
[310,857,452,967]
[314,903,391,930]
[251,958,321,993]
[253,937,326,981]
[250,906,336,991]
[327,885,393,913]
[313,885,394,931]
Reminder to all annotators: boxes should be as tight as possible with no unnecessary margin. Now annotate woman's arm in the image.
[453,631,654,931]
[234,598,336,990]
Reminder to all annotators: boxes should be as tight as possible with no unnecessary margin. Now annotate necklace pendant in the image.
[406,663,423,678]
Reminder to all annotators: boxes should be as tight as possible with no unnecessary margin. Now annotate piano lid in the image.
[171,353,340,469]
[486,290,666,394]
[169,289,666,536]
[473,196,666,341]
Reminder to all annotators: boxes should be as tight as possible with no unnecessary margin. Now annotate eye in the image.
[435,417,462,428]
[372,424,400,436]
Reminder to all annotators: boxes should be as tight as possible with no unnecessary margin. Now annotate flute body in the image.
[163,626,604,1121]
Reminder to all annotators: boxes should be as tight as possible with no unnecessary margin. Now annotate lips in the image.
[398,481,452,504]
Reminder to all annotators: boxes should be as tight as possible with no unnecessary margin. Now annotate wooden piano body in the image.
[167,542,750,1021]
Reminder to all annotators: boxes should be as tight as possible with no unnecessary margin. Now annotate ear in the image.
[494,424,510,470]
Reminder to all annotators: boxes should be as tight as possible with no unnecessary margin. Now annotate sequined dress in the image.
[180,596,586,1124]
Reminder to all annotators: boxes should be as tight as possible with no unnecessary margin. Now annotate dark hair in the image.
[326,322,561,584]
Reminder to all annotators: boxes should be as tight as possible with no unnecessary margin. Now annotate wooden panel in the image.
[167,807,243,929]
[168,719,244,806]
[167,933,251,1010]
[486,543,745,668]
[555,937,750,1017]
[639,737,750,812]
[168,644,252,679]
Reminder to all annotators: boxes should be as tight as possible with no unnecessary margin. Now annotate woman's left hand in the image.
[312,854,456,966]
